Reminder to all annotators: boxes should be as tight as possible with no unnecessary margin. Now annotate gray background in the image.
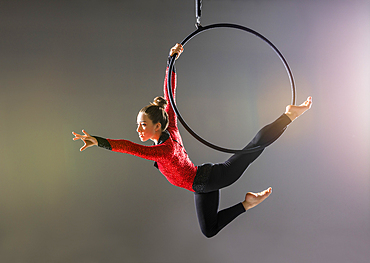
[1,0,369,262]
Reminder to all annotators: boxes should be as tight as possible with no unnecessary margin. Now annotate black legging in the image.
[194,113,291,238]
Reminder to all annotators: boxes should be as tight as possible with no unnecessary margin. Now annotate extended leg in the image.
[203,113,291,192]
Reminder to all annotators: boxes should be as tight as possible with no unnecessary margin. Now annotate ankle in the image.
[242,200,251,211]
[285,111,297,121]
[242,201,248,211]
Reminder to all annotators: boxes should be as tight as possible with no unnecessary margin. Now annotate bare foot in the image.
[242,187,272,211]
[285,96,312,121]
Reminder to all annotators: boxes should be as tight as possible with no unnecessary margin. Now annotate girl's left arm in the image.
[163,44,184,132]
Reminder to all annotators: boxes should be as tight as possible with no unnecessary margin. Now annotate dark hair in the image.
[140,97,169,131]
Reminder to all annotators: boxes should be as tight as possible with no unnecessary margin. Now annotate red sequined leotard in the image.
[94,65,198,192]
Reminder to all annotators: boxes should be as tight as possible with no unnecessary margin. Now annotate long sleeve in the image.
[92,58,198,192]
[95,134,197,191]
[106,138,173,162]
[94,136,173,162]
[163,58,184,146]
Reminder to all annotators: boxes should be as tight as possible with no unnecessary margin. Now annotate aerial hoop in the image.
[167,23,296,154]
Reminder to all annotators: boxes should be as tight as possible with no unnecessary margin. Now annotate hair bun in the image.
[152,96,168,109]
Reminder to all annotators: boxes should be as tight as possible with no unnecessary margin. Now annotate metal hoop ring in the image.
[167,23,296,154]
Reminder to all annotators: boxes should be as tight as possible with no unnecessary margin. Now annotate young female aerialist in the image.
[73,44,312,238]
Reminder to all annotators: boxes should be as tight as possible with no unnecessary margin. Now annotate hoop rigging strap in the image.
[195,0,202,27]
[167,23,296,154]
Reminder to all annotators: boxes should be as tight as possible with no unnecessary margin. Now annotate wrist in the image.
[93,136,112,150]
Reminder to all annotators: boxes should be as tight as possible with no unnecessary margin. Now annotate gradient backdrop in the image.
[1,0,369,262]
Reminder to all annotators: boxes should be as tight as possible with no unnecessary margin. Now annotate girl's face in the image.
[136,112,161,143]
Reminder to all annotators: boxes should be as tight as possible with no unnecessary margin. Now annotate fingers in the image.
[170,43,184,59]
[171,43,183,52]
[73,129,96,152]
[72,132,82,140]
[72,131,81,140]
[72,130,90,140]
[82,129,91,137]
[174,43,182,49]
[80,144,87,151]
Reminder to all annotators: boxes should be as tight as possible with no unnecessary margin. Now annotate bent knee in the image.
[201,227,219,238]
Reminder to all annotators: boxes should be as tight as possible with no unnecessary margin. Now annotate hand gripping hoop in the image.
[167,23,296,154]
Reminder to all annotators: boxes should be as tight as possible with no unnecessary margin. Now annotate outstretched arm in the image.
[73,130,173,161]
